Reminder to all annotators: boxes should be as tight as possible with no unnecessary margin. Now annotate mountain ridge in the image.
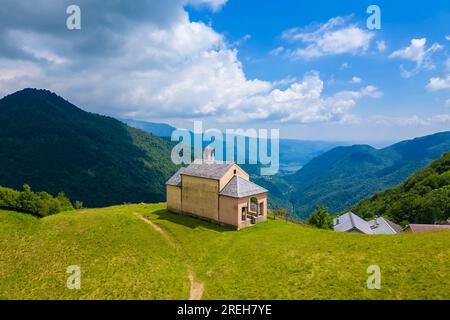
[0,88,178,207]
[349,151,450,225]
[288,131,450,218]
[121,118,176,137]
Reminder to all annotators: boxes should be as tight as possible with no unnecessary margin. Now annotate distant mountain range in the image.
[122,118,450,220]
[0,88,341,209]
[121,118,344,174]
[121,118,176,138]
[287,131,450,218]
[1,88,449,216]
[0,89,178,207]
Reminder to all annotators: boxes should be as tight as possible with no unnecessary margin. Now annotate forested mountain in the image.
[288,131,450,218]
[121,118,176,137]
[2,88,449,216]
[349,152,450,225]
[0,89,178,207]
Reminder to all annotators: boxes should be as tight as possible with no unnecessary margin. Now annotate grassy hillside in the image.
[1,204,449,299]
[350,152,450,225]
[0,89,178,207]
[0,206,188,299]
[289,131,450,218]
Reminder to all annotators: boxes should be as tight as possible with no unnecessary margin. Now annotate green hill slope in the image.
[1,204,449,299]
[0,89,178,207]
[289,131,450,218]
[0,205,188,299]
[350,152,450,225]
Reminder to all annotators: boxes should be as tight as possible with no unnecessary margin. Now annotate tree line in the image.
[0,184,74,217]
[350,152,450,225]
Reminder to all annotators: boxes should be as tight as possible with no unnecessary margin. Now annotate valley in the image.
[1,88,449,220]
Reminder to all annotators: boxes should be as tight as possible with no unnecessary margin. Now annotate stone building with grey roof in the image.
[166,148,268,230]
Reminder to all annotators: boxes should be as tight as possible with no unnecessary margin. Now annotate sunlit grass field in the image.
[1,203,449,299]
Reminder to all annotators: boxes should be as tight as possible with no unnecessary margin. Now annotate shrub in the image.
[0,184,74,217]
[308,206,333,229]
[273,209,287,220]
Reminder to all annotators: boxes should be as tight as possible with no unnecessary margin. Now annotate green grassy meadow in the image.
[1,203,449,299]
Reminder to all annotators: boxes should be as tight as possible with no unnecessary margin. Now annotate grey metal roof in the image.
[166,167,187,186]
[220,176,267,198]
[385,219,404,233]
[180,161,234,180]
[333,212,373,234]
[406,224,450,233]
[368,217,401,234]
[166,161,234,186]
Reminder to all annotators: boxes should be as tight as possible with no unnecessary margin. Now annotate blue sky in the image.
[186,0,450,141]
[0,0,449,141]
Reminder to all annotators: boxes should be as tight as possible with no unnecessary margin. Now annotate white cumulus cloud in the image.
[426,75,450,92]
[390,38,443,77]
[218,71,382,123]
[281,16,374,59]
[0,1,381,125]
